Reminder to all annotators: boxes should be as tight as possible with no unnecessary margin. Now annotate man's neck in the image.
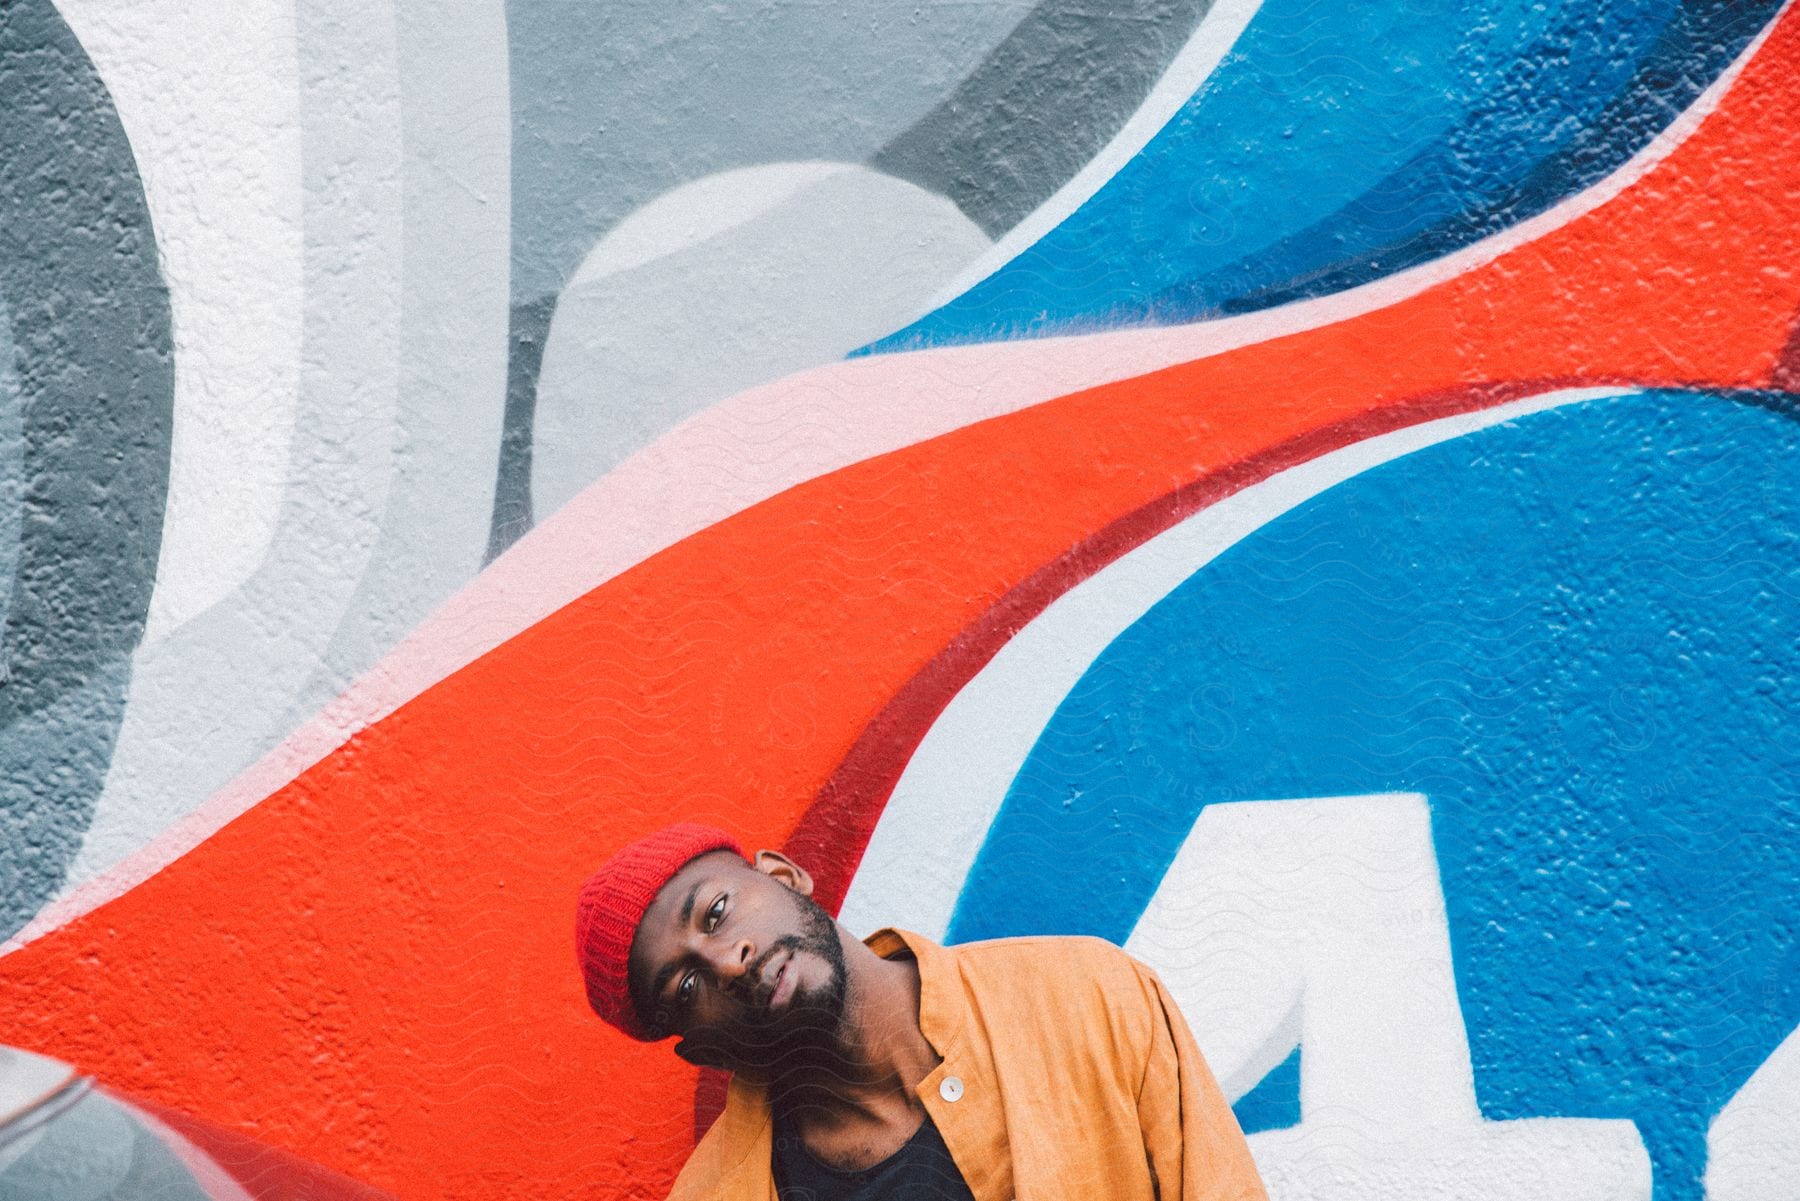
[767,935,937,1153]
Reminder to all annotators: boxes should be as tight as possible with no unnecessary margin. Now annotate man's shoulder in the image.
[943,931,1136,964]
[931,933,1166,1077]
[663,1077,771,1201]
[938,932,1158,1001]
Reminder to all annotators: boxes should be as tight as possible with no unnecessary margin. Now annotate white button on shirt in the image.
[939,1075,964,1103]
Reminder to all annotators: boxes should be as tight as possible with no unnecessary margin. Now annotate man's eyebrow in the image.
[678,878,703,926]
[648,879,707,1008]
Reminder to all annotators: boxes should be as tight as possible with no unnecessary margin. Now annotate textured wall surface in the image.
[1,1,1797,1199]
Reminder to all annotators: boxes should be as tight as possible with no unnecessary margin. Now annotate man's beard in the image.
[723,890,849,1076]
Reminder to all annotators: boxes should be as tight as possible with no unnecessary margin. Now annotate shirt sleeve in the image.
[1136,967,1270,1201]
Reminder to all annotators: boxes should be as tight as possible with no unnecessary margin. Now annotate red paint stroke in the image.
[1770,301,1800,393]
[786,379,1569,914]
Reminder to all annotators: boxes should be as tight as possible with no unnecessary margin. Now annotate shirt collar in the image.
[862,927,964,1060]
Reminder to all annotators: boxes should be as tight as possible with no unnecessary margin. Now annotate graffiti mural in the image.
[1,1,1797,1200]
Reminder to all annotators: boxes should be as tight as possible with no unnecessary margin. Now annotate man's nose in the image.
[706,936,755,985]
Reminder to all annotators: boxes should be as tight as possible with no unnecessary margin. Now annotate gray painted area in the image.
[0,0,173,726]
[493,0,1212,549]
[487,293,556,558]
[0,0,172,938]
[505,0,1033,307]
[530,163,990,520]
[59,0,311,642]
[0,666,133,941]
[66,0,512,898]
[494,0,1038,550]
[66,0,402,897]
[874,0,1216,236]
[0,298,22,635]
[299,0,510,703]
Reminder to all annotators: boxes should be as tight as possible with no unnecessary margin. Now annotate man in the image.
[575,823,1268,1201]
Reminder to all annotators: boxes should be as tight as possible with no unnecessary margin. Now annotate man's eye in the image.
[677,972,697,1007]
[703,894,726,932]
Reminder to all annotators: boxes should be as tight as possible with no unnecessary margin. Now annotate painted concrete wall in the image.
[1,1,1797,1198]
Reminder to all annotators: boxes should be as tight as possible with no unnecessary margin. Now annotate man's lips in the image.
[762,950,798,1013]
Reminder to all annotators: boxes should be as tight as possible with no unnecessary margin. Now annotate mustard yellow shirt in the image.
[667,928,1269,1201]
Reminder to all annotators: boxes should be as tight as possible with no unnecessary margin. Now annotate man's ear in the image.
[674,1037,727,1070]
[751,849,814,898]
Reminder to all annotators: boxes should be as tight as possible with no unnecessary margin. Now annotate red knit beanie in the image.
[575,823,746,1040]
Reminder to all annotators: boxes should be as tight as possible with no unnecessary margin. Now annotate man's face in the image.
[628,850,848,1073]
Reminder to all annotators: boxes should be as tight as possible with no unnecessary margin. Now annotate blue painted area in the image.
[864,0,1776,351]
[1232,1046,1301,1134]
[948,392,1800,1198]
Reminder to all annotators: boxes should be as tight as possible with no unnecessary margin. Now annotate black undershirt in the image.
[772,1111,976,1201]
